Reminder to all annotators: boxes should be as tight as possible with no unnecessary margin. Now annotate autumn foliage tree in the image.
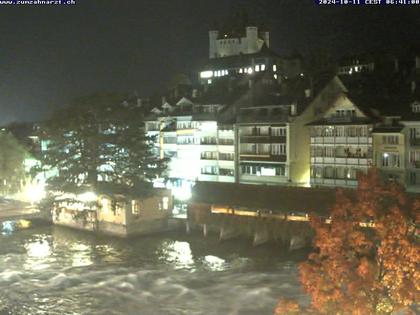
[276,169,419,315]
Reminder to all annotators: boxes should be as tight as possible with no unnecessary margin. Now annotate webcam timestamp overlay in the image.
[317,0,420,5]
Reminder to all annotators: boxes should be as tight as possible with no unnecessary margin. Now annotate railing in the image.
[410,138,420,146]
[200,156,217,160]
[201,171,218,175]
[240,136,270,144]
[218,139,234,146]
[218,154,234,161]
[410,161,420,169]
[200,140,217,145]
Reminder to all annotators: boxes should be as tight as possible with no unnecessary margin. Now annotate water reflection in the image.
[0,226,308,315]
[71,243,92,267]
[158,240,195,269]
[24,237,54,270]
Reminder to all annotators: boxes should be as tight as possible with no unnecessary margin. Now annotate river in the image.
[0,224,308,315]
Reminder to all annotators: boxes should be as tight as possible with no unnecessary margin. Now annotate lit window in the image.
[274,74,278,80]
[200,71,213,79]
[412,102,420,113]
[132,200,140,216]
[247,67,253,74]
[273,64,277,72]
[162,197,169,210]
[261,64,266,71]
[239,68,243,74]
[255,65,260,72]
[101,198,109,213]
[208,79,212,84]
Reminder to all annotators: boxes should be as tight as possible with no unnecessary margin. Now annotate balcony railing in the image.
[410,161,420,169]
[218,139,234,146]
[218,154,234,161]
[240,135,270,143]
[200,156,218,160]
[410,138,420,146]
[200,140,217,145]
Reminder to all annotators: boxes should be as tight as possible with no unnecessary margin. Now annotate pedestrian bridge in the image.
[0,198,43,222]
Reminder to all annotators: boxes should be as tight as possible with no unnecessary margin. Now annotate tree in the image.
[36,93,167,194]
[0,131,28,195]
[276,169,419,315]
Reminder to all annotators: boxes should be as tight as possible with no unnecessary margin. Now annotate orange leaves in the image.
[274,298,301,315]
[277,168,420,315]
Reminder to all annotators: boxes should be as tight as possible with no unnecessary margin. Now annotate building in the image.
[145,12,308,193]
[308,77,375,188]
[52,185,173,237]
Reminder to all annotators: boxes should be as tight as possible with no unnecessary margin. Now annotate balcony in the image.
[311,156,372,166]
[200,156,217,160]
[410,138,420,146]
[240,153,286,162]
[218,139,234,146]
[240,135,270,144]
[218,154,234,161]
[311,136,372,145]
[410,161,420,169]
[200,140,217,145]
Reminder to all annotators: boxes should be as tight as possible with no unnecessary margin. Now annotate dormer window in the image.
[411,102,420,113]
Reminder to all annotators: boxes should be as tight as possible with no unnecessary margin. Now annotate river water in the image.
[0,224,308,315]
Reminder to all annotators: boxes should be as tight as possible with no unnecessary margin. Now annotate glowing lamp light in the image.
[24,182,46,204]
[383,153,389,158]
[200,71,213,79]
[78,192,97,203]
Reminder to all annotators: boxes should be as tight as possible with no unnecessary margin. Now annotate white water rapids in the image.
[0,225,308,315]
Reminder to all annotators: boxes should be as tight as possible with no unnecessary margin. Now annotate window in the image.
[201,137,217,145]
[271,144,286,155]
[261,64,266,71]
[312,166,323,178]
[382,136,399,145]
[255,65,260,72]
[273,64,277,72]
[409,128,420,139]
[219,168,234,176]
[219,152,234,160]
[111,201,123,216]
[324,126,334,137]
[201,151,217,160]
[132,200,140,216]
[201,166,218,175]
[271,127,286,137]
[325,146,335,157]
[409,151,420,166]
[101,198,110,213]
[252,127,261,135]
[382,153,400,168]
[335,127,344,137]
[162,197,169,211]
[412,103,420,113]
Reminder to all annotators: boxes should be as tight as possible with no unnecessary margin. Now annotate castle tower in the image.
[209,30,219,59]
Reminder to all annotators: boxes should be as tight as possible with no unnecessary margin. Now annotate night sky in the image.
[0,0,418,124]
